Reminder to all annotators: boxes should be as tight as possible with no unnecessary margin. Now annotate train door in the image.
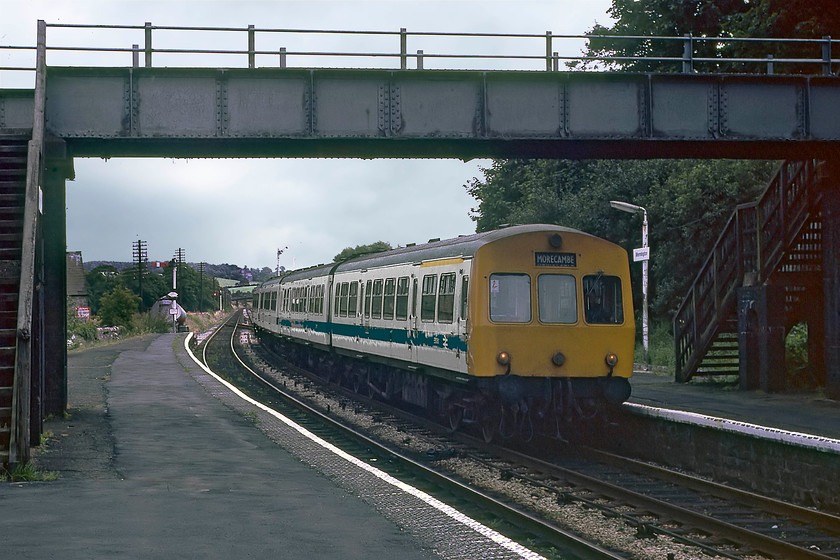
[457,273,469,339]
[410,276,420,363]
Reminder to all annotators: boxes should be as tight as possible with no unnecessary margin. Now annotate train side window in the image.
[364,280,372,318]
[583,274,624,325]
[489,273,531,323]
[383,278,396,320]
[318,285,324,314]
[338,282,348,317]
[460,276,469,319]
[396,277,410,320]
[271,291,277,311]
[372,279,383,319]
[421,274,437,322]
[348,282,359,317]
[437,272,456,323]
[538,274,576,324]
[412,278,418,318]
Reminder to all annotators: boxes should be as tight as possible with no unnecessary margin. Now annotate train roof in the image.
[256,224,596,289]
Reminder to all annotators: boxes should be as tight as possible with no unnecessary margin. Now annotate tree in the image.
[333,241,392,262]
[98,285,141,328]
[85,265,121,315]
[579,0,840,74]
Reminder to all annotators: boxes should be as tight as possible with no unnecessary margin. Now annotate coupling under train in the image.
[251,224,635,441]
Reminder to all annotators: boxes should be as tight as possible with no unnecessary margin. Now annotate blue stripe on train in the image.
[276,317,467,353]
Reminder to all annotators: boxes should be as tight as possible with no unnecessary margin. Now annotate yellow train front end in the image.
[467,227,635,407]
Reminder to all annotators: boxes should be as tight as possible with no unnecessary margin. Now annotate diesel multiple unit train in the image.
[252,224,635,440]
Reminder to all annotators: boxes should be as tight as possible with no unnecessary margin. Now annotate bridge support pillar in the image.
[823,182,840,400]
[42,139,73,417]
[738,285,786,392]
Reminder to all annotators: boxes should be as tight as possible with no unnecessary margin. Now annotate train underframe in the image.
[256,329,629,442]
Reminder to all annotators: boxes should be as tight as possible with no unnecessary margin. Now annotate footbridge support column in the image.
[738,285,787,392]
[42,139,72,417]
[823,167,840,399]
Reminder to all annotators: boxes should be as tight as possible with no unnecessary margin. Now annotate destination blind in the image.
[535,252,576,267]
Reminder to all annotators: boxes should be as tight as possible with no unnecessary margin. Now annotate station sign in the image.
[633,247,650,262]
[76,307,90,319]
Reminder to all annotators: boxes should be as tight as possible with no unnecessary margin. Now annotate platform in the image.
[4,334,540,560]
[628,370,840,448]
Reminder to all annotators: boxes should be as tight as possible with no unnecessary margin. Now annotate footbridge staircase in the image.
[674,159,830,388]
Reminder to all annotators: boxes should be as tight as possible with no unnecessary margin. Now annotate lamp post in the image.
[610,200,649,369]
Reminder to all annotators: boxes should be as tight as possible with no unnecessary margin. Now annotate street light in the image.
[610,200,649,369]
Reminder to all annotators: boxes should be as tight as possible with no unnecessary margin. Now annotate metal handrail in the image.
[0,23,838,77]
[673,160,823,382]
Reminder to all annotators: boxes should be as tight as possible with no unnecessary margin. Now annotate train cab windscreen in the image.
[583,274,624,325]
[489,273,531,323]
[538,274,577,324]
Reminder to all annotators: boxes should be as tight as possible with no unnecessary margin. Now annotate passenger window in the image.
[271,291,277,311]
[364,280,372,318]
[460,276,469,320]
[489,274,531,323]
[348,282,358,317]
[583,274,624,325]
[372,279,383,319]
[412,278,418,318]
[383,278,396,320]
[421,275,437,322]
[538,274,577,323]
[437,273,456,323]
[396,277,410,320]
[339,282,349,317]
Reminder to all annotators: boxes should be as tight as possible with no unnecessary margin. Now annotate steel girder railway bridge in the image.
[2,21,840,467]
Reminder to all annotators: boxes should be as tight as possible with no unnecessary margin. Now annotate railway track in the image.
[198,310,840,560]
[197,310,627,560]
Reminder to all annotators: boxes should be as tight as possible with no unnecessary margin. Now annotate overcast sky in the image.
[1,0,613,271]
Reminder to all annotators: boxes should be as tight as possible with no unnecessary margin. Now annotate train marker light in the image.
[496,351,511,366]
[549,233,563,248]
[605,352,619,367]
[552,352,566,367]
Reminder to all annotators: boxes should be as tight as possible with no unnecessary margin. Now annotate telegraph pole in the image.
[132,239,148,310]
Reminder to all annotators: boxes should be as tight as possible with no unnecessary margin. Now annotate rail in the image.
[1,22,839,86]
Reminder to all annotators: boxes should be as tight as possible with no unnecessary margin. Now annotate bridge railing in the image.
[1,23,839,87]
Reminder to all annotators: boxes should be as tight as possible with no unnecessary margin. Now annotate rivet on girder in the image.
[390,84,401,133]
[378,83,387,132]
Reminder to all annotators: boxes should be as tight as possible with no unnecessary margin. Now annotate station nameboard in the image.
[535,252,577,267]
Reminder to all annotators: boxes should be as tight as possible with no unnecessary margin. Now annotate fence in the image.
[1,23,838,87]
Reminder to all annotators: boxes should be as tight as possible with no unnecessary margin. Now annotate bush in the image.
[129,312,174,335]
[98,285,141,328]
[67,316,98,342]
[635,321,675,372]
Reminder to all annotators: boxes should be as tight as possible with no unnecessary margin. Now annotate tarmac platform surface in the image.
[3,334,442,560]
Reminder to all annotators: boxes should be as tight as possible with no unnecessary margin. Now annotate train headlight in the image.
[605,352,619,367]
[496,351,511,366]
[552,352,566,367]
